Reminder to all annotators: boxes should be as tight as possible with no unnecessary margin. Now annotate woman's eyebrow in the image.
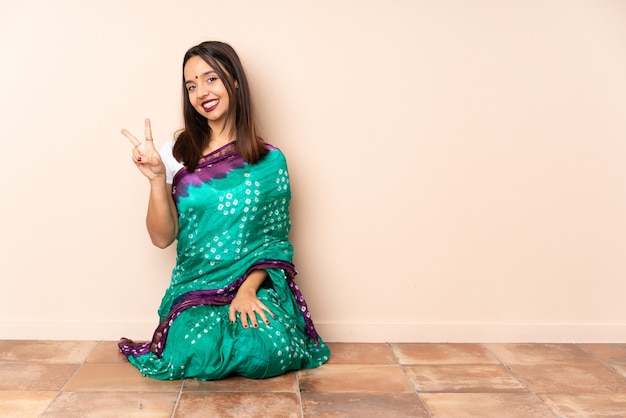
[185,71,217,84]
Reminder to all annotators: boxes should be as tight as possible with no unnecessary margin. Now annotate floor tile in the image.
[540,393,626,417]
[174,392,301,417]
[41,392,178,418]
[85,341,128,363]
[0,340,98,363]
[579,343,626,365]
[404,364,526,393]
[0,391,58,418]
[0,363,79,391]
[183,372,297,392]
[325,343,396,365]
[510,363,626,394]
[390,343,498,365]
[301,392,429,417]
[63,363,182,392]
[420,393,556,417]
[5,340,626,417]
[485,343,593,365]
[298,364,413,393]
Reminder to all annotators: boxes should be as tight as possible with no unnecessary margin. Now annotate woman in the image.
[119,41,330,380]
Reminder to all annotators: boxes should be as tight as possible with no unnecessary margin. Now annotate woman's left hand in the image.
[229,289,274,329]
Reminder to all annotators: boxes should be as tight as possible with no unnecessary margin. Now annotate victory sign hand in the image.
[121,118,166,181]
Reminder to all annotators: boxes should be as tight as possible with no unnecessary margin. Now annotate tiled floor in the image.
[0,341,625,417]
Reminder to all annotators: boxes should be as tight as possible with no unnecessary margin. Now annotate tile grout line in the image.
[170,378,185,418]
[386,342,433,417]
[295,371,304,418]
[41,340,102,415]
[575,343,626,380]
[480,343,560,418]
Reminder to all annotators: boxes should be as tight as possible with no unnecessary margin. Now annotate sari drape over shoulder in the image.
[119,143,330,380]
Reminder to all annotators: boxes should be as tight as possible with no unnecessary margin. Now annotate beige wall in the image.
[1,0,625,342]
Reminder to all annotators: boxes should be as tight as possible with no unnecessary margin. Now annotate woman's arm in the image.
[146,181,178,248]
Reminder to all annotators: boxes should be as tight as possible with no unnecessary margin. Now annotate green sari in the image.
[119,143,330,380]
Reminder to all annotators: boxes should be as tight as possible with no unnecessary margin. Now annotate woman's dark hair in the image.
[173,41,267,170]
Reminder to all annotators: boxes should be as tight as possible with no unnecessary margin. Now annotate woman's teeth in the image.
[203,100,218,110]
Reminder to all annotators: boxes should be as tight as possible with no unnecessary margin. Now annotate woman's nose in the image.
[196,84,209,97]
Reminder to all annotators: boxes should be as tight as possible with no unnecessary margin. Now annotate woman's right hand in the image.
[121,118,166,181]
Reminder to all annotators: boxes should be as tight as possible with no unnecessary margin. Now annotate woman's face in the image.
[183,56,231,128]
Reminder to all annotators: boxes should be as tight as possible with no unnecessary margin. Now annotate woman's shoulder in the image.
[262,143,288,162]
[260,139,284,155]
[159,138,175,152]
[160,139,184,184]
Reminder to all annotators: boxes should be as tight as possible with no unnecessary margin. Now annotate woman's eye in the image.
[207,77,218,83]
[187,85,196,92]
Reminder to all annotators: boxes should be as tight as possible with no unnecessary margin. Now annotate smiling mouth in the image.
[202,100,218,112]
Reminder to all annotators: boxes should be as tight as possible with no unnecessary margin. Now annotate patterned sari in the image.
[119,143,330,380]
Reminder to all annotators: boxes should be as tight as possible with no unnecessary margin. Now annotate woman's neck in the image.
[206,121,235,153]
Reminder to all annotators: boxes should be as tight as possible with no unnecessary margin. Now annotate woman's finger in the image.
[228,305,237,323]
[256,309,270,325]
[144,118,153,140]
[121,129,141,147]
[247,310,259,328]
[240,312,249,329]
[258,301,275,320]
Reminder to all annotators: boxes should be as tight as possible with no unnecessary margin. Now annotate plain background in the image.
[1,0,625,342]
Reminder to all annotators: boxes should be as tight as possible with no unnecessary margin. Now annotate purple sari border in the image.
[118,260,321,359]
[170,142,279,203]
[171,142,243,202]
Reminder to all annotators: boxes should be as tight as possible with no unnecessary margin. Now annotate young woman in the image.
[119,41,330,380]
